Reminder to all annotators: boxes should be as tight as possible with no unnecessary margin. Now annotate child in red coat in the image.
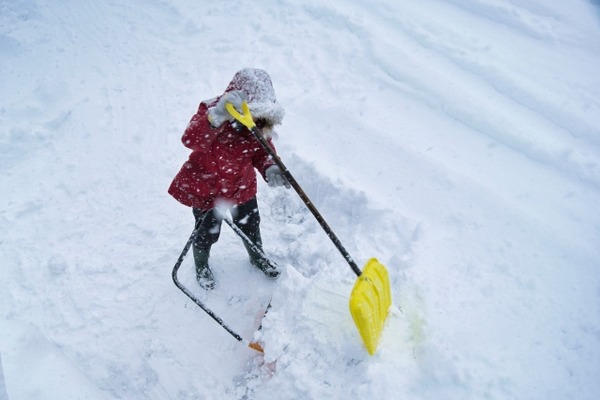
[169,68,289,289]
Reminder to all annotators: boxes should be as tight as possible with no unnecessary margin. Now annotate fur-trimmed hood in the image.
[224,68,285,126]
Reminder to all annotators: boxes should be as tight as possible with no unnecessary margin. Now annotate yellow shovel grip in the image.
[225,101,256,130]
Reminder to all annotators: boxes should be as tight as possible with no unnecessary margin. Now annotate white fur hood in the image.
[223,68,285,126]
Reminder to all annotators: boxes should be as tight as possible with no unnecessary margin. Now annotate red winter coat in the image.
[168,99,276,210]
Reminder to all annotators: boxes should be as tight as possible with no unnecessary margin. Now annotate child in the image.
[168,68,290,290]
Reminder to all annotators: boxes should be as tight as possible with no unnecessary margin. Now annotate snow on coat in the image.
[168,69,283,210]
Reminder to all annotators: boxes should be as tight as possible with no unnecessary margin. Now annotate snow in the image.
[1,0,600,399]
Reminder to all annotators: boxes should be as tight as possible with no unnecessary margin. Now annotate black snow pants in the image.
[192,197,262,251]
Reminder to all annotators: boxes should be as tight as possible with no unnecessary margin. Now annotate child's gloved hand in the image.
[208,90,248,127]
[266,165,291,188]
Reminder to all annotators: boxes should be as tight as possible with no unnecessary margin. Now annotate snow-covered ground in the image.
[2,0,600,399]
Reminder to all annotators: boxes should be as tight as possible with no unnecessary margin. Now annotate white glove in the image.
[266,165,291,189]
[208,90,248,127]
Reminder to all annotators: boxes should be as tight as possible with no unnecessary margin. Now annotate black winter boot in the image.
[250,254,281,278]
[193,245,215,290]
[243,233,281,278]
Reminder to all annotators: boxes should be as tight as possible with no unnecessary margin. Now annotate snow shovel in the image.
[226,102,392,355]
[172,212,266,353]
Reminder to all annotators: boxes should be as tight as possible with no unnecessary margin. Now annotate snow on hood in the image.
[225,68,285,126]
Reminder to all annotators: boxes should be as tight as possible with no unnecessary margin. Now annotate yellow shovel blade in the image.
[349,258,392,355]
[225,101,256,130]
